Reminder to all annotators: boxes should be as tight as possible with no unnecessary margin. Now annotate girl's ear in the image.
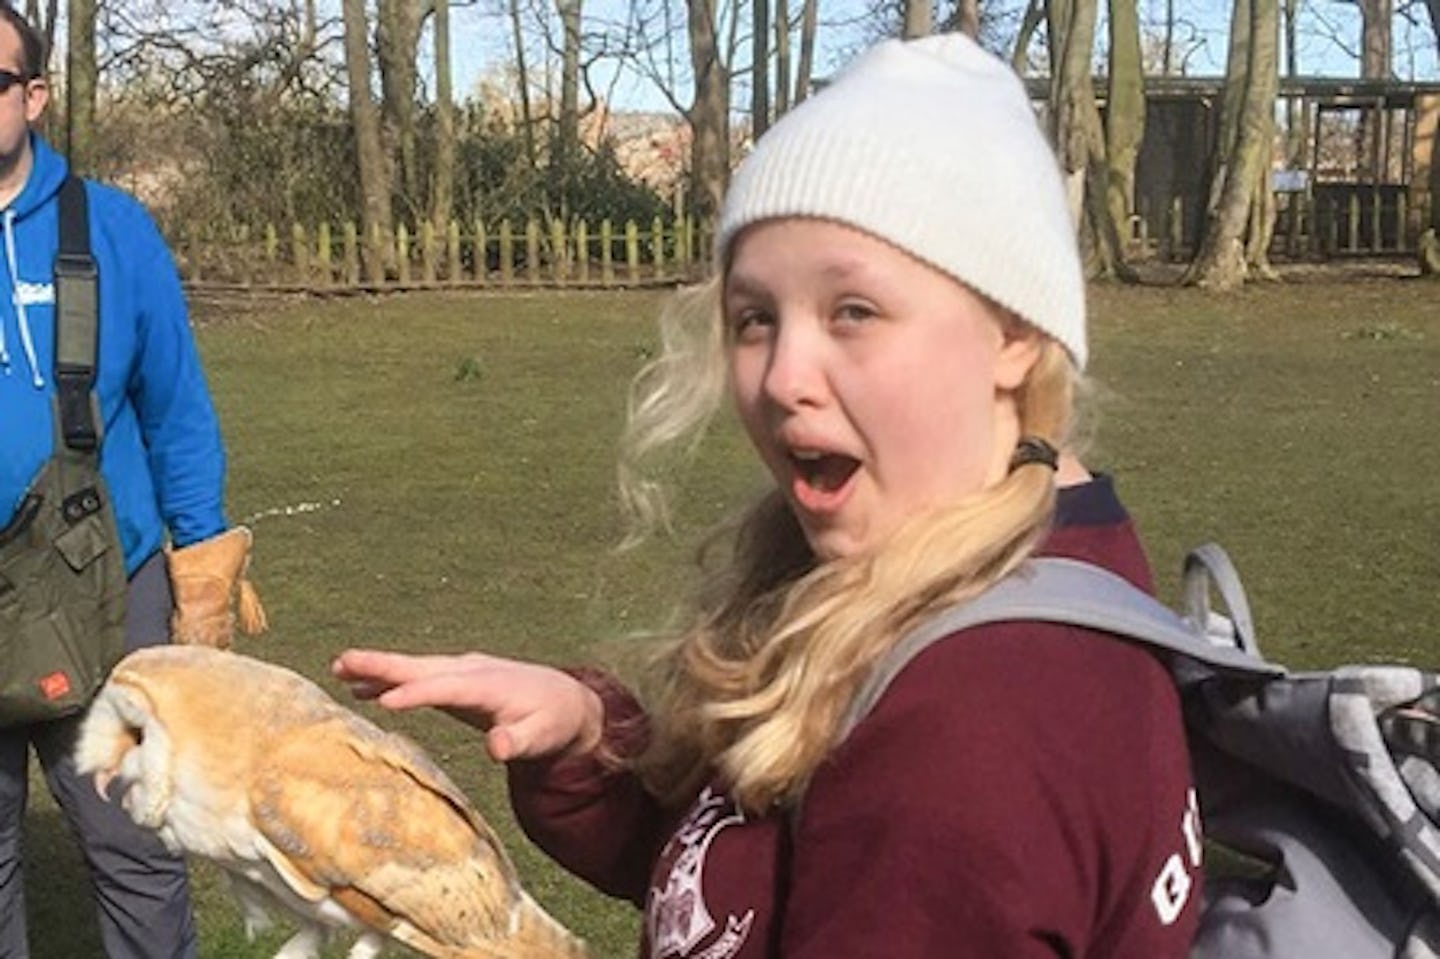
[994,319,1044,391]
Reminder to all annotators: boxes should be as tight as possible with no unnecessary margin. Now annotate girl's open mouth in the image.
[791,452,860,511]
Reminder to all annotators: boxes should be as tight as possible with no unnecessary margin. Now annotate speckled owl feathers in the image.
[75,645,589,959]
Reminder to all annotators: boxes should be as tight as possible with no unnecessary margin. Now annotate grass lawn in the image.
[20,274,1440,957]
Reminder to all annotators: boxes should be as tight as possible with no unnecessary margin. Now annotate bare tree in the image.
[23,0,58,73]
[952,0,980,37]
[903,0,933,38]
[752,0,771,137]
[687,0,730,221]
[66,0,97,175]
[431,0,455,235]
[1360,0,1393,75]
[1010,0,1044,71]
[794,0,818,104]
[774,0,790,117]
[508,0,539,171]
[555,0,584,215]
[99,1,339,107]
[23,0,58,144]
[1283,0,1302,165]
[377,0,429,217]
[1050,0,1131,278]
[1186,0,1280,289]
[342,0,393,280]
[1106,0,1145,264]
[1419,0,1440,274]
[1355,0,1392,179]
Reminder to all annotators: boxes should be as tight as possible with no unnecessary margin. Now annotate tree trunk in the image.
[1246,0,1280,278]
[902,0,932,38]
[24,0,57,73]
[1356,0,1391,180]
[1050,0,1130,279]
[1010,0,1044,72]
[953,0,980,38]
[1215,0,1249,168]
[509,0,538,170]
[1359,0,1392,77]
[1283,0,1302,166]
[686,0,730,223]
[64,0,96,175]
[341,0,393,281]
[431,0,455,236]
[794,0,818,105]
[1419,1,1440,275]
[1105,0,1145,263]
[774,0,791,118]
[1245,164,1279,276]
[752,0,770,139]
[556,0,583,218]
[1186,0,1279,289]
[1163,0,1175,74]
[377,0,425,217]
[303,0,317,49]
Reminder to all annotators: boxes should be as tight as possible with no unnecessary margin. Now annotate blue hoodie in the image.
[1,134,227,575]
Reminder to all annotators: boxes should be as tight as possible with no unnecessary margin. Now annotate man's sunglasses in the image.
[0,70,34,94]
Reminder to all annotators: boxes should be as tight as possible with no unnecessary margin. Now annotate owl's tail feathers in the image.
[482,891,593,959]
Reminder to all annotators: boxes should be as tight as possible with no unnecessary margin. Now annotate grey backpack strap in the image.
[1184,542,1261,657]
[838,555,1284,740]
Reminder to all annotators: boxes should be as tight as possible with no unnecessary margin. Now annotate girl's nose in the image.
[762,321,827,412]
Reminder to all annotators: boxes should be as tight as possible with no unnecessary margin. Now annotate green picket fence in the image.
[176,215,714,291]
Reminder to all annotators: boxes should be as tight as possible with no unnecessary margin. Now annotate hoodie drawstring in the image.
[3,208,44,389]
[0,211,9,373]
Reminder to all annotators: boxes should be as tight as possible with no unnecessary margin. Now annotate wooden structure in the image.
[1027,75,1440,260]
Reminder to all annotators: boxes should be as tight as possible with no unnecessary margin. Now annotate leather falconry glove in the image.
[166,526,268,649]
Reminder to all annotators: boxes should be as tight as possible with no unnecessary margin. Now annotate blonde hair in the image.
[619,278,1079,812]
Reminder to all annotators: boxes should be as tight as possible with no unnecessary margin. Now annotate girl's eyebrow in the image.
[727,257,871,298]
[819,258,869,281]
[723,272,768,301]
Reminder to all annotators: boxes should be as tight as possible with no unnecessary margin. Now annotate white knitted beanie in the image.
[717,33,1087,368]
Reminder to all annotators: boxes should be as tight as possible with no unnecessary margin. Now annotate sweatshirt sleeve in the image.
[123,200,228,547]
[507,669,670,905]
[779,624,1198,958]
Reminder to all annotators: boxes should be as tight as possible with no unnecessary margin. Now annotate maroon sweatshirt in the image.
[509,476,1200,957]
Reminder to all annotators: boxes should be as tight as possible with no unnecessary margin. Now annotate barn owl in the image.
[74,645,591,959]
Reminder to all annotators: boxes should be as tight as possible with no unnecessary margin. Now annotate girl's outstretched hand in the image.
[331,649,603,763]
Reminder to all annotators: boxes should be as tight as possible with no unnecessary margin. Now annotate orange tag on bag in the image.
[38,672,71,701]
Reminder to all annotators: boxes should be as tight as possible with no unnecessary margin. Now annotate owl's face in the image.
[75,681,175,830]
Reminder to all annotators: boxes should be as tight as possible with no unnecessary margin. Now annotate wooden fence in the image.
[176,215,715,292]
[1135,183,1435,261]
[177,188,1435,292]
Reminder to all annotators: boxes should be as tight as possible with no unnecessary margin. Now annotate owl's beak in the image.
[94,769,116,802]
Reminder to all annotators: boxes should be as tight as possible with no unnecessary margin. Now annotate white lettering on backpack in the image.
[1152,788,1202,926]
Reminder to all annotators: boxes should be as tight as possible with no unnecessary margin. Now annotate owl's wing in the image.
[248,713,526,956]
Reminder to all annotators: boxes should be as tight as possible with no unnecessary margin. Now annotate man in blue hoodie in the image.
[0,6,263,956]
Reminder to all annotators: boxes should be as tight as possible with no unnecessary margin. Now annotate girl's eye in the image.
[835,302,877,324]
[729,308,774,341]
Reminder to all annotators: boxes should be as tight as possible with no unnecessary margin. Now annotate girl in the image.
[335,33,1198,958]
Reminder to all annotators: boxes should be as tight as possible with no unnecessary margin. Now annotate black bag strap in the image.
[53,175,100,454]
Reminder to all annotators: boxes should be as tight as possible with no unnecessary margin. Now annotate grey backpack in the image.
[840,544,1440,958]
